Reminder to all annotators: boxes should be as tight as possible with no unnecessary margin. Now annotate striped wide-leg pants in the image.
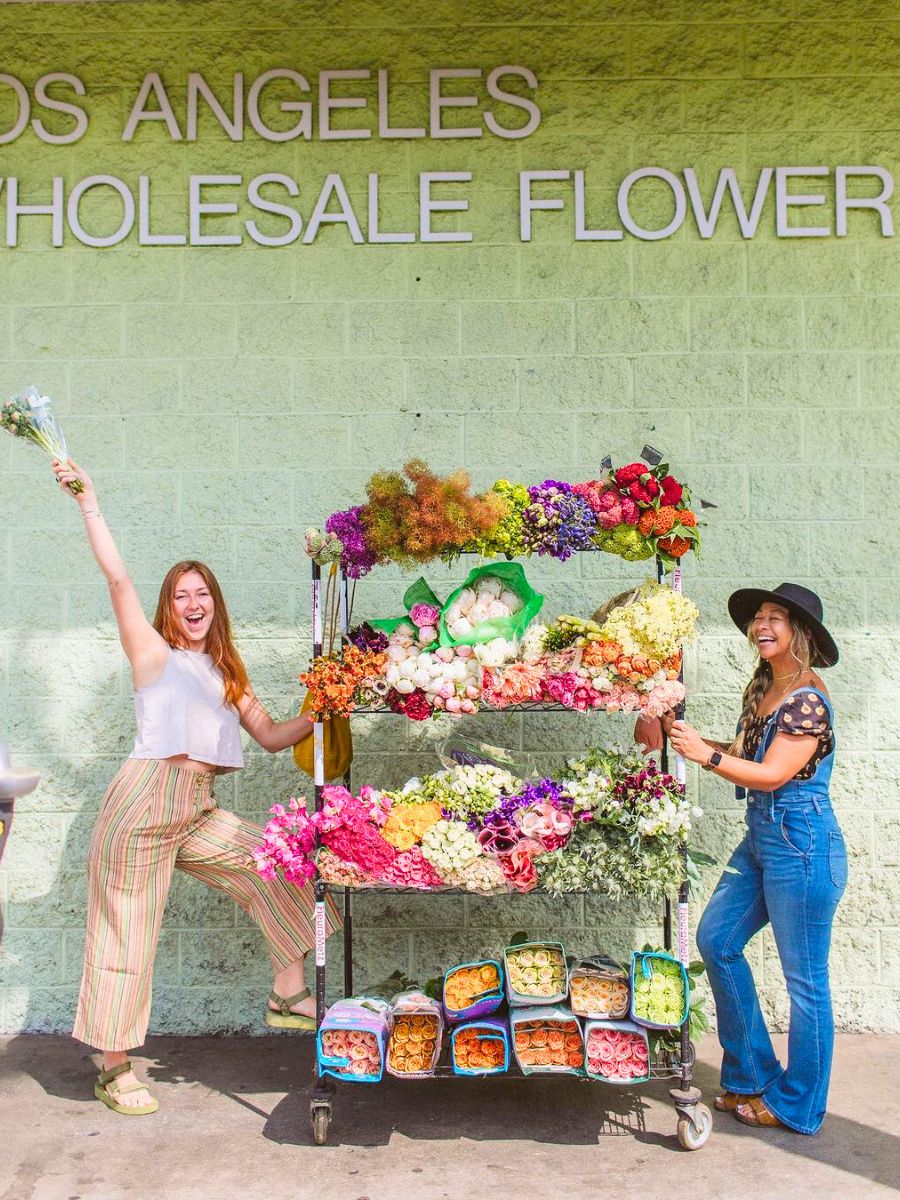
[73,758,340,1052]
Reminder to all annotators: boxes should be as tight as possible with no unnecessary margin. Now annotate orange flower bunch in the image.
[513,1020,584,1069]
[634,502,700,561]
[388,1014,440,1074]
[569,973,630,1019]
[299,645,387,721]
[580,639,682,686]
[453,1025,506,1072]
[444,963,501,1014]
[658,508,698,560]
[382,801,443,851]
[360,459,509,569]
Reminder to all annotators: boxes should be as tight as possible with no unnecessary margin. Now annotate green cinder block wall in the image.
[1,0,898,1037]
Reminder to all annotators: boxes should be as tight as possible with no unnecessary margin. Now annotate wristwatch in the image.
[702,750,723,772]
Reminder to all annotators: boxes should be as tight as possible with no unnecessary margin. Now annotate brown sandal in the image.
[735,1096,788,1128]
[264,988,315,1031]
[714,1091,755,1112]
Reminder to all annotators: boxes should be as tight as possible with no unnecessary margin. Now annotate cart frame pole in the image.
[339,569,354,999]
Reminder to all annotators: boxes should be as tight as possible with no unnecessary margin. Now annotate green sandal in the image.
[94,1061,158,1116]
[265,987,316,1031]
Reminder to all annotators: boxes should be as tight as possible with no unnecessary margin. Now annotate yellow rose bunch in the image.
[382,801,443,850]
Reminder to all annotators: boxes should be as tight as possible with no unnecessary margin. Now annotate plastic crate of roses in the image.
[510,1006,585,1075]
[630,951,690,1030]
[504,942,568,1005]
[386,990,444,1079]
[442,960,504,1022]
[316,996,390,1083]
[584,1019,651,1084]
[568,956,630,1020]
[451,1018,510,1076]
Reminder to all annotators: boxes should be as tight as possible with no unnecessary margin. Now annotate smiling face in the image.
[749,602,795,664]
[171,569,214,651]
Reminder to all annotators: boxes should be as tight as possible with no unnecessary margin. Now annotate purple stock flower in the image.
[522,481,597,561]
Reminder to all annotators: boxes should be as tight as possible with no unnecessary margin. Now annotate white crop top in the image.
[131,648,244,770]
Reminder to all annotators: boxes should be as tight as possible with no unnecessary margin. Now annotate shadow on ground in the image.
[3,1032,898,1196]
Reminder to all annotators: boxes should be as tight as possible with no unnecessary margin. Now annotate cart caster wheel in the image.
[311,1103,332,1145]
[677,1103,712,1150]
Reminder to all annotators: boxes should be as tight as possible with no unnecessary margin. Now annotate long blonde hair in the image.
[731,613,816,755]
[153,560,249,708]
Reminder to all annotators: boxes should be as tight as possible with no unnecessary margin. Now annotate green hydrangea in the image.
[593,523,655,562]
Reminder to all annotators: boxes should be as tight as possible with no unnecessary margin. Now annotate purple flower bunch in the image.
[348,622,389,653]
[483,777,572,829]
[325,505,379,579]
[613,765,686,809]
[522,480,597,561]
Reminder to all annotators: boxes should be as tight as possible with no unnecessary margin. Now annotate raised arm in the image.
[53,458,167,683]
[237,687,314,753]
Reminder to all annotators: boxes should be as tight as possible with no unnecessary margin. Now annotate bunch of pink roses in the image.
[381,847,445,889]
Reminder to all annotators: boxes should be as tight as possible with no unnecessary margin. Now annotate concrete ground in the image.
[1,1033,898,1200]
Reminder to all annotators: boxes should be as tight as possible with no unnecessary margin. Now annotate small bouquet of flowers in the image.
[510,1008,585,1074]
[569,957,630,1020]
[442,960,504,1022]
[630,951,690,1029]
[386,991,444,1078]
[316,996,391,1083]
[584,1021,651,1083]
[504,942,568,1005]
[450,1018,509,1075]
[2,386,83,491]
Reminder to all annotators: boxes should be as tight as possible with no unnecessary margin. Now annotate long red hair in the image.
[153,560,249,708]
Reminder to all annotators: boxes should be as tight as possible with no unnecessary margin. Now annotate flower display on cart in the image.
[256,746,704,899]
[299,570,696,724]
[305,454,705,578]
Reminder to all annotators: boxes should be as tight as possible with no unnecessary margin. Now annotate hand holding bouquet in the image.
[3,388,84,493]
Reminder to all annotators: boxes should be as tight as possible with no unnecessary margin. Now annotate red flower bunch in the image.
[387,688,432,721]
[498,845,539,892]
[615,462,660,506]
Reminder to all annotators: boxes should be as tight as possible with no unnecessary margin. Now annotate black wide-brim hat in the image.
[727,583,839,668]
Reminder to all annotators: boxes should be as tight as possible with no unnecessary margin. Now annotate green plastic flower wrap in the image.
[439,562,544,648]
[629,951,690,1030]
[368,577,443,648]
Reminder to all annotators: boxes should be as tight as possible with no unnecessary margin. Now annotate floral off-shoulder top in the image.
[742,689,834,781]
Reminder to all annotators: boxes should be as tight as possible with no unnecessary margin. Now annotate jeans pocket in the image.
[780,807,813,856]
[829,830,848,890]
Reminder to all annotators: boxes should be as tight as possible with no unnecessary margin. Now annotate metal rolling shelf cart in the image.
[306,541,711,1151]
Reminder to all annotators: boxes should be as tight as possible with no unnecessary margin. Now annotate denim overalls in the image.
[696,688,848,1134]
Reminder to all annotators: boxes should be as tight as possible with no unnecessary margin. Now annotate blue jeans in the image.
[696,798,847,1134]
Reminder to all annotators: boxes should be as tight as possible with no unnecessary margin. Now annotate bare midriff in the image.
[163,753,230,775]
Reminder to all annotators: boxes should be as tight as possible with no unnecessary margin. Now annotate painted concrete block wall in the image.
[0,0,898,1037]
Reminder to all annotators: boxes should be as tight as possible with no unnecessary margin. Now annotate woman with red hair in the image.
[54,457,338,1117]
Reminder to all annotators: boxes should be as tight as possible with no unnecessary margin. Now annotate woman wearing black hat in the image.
[638,583,847,1135]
